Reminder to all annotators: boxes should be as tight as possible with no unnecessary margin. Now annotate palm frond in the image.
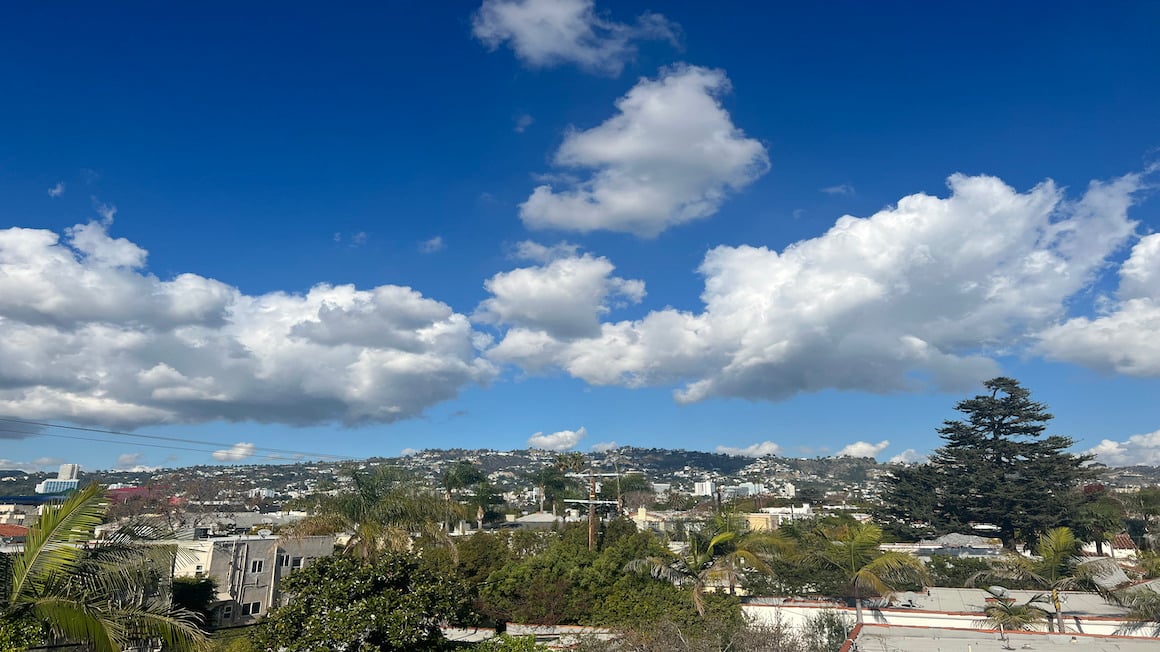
[10,484,106,606]
[31,595,123,652]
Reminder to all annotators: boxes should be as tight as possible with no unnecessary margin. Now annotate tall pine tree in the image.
[881,378,1097,549]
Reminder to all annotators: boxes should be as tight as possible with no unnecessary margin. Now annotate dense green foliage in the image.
[880,378,1097,548]
[471,520,742,632]
[252,553,468,651]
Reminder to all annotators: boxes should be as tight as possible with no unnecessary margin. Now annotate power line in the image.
[0,417,350,461]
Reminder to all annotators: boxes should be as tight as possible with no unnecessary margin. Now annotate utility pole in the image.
[564,470,620,551]
[588,473,597,551]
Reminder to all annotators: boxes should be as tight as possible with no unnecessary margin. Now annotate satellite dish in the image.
[257,529,273,538]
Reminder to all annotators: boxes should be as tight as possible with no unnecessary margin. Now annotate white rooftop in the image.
[852,624,1160,651]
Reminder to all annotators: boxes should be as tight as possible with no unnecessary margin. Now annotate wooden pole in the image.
[588,472,597,551]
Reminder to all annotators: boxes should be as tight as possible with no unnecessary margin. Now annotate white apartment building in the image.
[172,534,334,628]
[693,480,715,497]
[34,463,81,494]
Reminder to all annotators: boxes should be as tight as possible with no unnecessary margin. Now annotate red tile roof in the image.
[0,524,28,537]
[1112,533,1136,550]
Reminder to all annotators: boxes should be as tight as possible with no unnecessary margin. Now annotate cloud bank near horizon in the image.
[1,169,1156,435]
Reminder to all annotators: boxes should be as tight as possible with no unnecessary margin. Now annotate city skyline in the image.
[1,1,1159,471]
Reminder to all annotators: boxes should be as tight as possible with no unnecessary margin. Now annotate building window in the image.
[280,554,290,567]
[241,601,261,615]
[250,559,264,573]
[195,564,203,572]
[221,604,233,621]
[291,556,303,569]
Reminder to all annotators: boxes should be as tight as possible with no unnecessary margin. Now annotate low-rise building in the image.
[172,534,335,628]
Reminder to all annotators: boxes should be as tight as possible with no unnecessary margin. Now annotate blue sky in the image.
[2,0,1159,472]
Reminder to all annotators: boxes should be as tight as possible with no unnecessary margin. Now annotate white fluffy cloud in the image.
[477,249,644,340]
[472,0,676,75]
[528,426,586,450]
[888,449,926,464]
[212,442,256,462]
[716,441,782,457]
[1037,233,1160,375]
[47,182,65,198]
[0,222,495,428]
[520,65,769,237]
[492,172,1145,403]
[836,440,890,458]
[1087,430,1160,466]
[590,440,618,452]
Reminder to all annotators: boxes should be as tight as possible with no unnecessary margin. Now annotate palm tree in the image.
[969,526,1120,633]
[626,521,790,616]
[527,466,566,514]
[289,465,457,559]
[975,588,1050,635]
[809,522,928,623]
[1113,587,1160,637]
[441,460,485,530]
[0,483,208,652]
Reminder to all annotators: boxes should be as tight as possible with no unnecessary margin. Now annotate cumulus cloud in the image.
[716,441,782,457]
[888,449,926,464]
[472,0,677,76]
[514,113,535,133]
[212,442,256,462]
[400,447,419,456]
[0,222,495,428]
[477,251,644,340]
[519,65,769,237]
[821,184,854,196]
[492,171,1145,404]
[0,457,63,472]
[1087,430,1160,466]
[837,440,891,458]
[1037,232,1160,375]
[529,426,586,450]
[512,240,580,263]
[47,182,65,198]
[420,236,446,253]
[590,440,618,452]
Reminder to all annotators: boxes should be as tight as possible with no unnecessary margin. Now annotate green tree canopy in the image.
[251,553,467,651]
[880,377,1098,549]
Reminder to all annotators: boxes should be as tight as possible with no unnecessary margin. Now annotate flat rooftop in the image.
[849,617,1155,649]
[849,624,1159,651]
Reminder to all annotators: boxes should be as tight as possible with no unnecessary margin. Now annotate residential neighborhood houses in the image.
[4,439,1160,650]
